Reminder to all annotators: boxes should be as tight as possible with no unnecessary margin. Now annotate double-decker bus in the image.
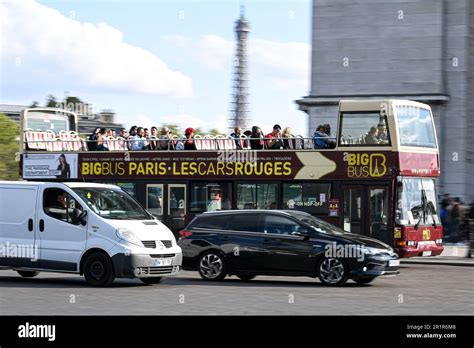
[19,99,443,257]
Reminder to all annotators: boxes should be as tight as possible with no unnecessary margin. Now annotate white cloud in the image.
[171,34,310,90]
[1,0,193,97]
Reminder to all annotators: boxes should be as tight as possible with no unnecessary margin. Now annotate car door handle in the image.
[28,219,33,232]
[39,219,44,232]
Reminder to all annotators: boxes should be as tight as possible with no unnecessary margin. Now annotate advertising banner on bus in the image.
[22,153,78,179]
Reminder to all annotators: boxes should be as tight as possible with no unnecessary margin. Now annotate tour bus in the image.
[19,100,444,258]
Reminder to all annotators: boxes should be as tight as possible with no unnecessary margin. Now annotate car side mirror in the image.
[291,229,310,239]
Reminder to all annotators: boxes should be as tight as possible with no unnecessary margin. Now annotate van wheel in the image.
[237,274,256,281]
[198,251,227,281]
[83,252,115,287]
[17,270,39,278]
[352,276,376,284]
[317,257,349,286]
[140,277,163,285]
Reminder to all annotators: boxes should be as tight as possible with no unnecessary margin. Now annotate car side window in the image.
[228,214,264,233]
[192,215,230,230]
[264,215,302,235]
[43,188,83,225]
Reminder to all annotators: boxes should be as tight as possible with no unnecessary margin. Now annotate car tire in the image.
[352,276,376,284]
[140,277,163,285]
[237,274,256,281]
[317,257,349,286]
[17,270,39,278]
[83,252,115,287]
[198,251,227,281]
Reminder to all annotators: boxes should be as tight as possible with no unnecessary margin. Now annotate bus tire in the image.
[140,277,163,285]
[83,252,115,287]
[17,270,39,278]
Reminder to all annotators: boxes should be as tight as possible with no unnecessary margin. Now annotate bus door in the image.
[168,184,187,232]
[342,185,390,244]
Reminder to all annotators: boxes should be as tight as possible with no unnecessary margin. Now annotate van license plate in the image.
[388,260,400,267]
[154,258,172,266]
[422,251,432,257]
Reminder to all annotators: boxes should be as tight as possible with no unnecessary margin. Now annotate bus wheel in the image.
[352,276,376,284]
[17,270,39,278]
[198,251,227,281]
[140,277,163,285]
[317,257,349,286]
[83,252,115,287]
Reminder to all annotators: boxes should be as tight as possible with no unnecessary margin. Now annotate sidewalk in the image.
[401,245,474,267]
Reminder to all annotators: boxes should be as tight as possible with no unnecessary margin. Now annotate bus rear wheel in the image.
[17,270,39,278]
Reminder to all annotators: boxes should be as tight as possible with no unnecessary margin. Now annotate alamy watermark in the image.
[324,242,365,261]
[0,242,39,261]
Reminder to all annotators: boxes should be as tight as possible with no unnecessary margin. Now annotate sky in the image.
[0,0,311,135]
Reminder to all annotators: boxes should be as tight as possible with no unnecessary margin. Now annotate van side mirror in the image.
[71,210,87,226]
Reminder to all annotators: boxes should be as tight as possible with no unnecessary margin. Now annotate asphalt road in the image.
[0,264,472,315]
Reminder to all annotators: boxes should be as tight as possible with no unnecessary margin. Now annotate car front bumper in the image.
[111,252,183,279]
[350,255,400,277]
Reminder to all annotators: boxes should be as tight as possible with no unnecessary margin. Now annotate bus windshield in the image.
[396,177,440,226]
[396,106,437,148]
[73,187,152,220]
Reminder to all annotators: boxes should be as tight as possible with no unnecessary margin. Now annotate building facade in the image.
[297,0,474,202]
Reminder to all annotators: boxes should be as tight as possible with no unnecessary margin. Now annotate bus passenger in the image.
[96,128,109,151]
[313,125,332,149]
[377,123,388,143]
[184,127,196,150]
[130,127,145,151]
[282,127,294,149]
[242,130,252,149]
[365,127,380,145]
[250,126,264,150]
[159,127,173,150]
[230,127,243,149]
[265,124,283,149]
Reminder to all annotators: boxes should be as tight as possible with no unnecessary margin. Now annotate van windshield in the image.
[73,187,152,220]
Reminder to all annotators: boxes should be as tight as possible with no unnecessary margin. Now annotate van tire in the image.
[140,277,163,285]
[17,270,39,278]
[83,252,115,287]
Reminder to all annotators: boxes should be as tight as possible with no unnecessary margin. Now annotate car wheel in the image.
[198,251,227,281]
[17,270,39,278]
[317,257,349,286]
[352,276,376,284]
[83,252,115,287]
[237,274,256,281]
[140,277,163,285]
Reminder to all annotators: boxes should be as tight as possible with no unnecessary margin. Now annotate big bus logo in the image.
[343,152,387,178]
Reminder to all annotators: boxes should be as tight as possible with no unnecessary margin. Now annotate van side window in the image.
[43,188,83,224]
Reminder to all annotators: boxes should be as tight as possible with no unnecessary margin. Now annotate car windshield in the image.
[73,187,152,220]
[289,212,347,235]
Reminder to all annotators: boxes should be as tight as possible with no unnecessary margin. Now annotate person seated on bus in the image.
[250,126,264,150]
[313,125,333,149]
[184,127,196,150]
[365,127,380,145]
[158,127,173,150]
[376,123,388,143]
[265,124,283,149]
[323,124,336,149]
[130,127,145,151]
[96,128,109,151]
[148,126,158,150]
[242,130,252,149]
[230,126,243,149]
[87,127,100,151]
[282,127,294,149]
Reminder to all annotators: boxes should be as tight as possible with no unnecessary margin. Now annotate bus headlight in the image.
[116,228,143,247]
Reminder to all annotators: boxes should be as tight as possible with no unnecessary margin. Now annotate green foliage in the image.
[208,128,225,136]
[29,101,39,108]
[0,113,20,181]
[45,94,57,107]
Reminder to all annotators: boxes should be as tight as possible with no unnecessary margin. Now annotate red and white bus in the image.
[20,99,443,257]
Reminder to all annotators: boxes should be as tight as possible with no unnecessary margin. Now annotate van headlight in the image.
[116,228,143,247]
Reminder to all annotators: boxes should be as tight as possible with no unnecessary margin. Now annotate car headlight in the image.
[116,228,143,247]
[361,246,385,255]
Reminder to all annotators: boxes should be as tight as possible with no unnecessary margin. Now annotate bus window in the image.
[396,106,437,148]
[146,184,163,216]
[237,183,277,210]
[114,183,137,199]
[25,110,73,132]
[282,183,331,215]
[190,183,232,212]
[339,112,390,146]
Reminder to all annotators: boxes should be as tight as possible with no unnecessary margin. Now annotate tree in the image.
[45,94,57,107]
[208,128,225,136]
[29,101,39,108]
[0,113,20,180]
[193,127,204,136]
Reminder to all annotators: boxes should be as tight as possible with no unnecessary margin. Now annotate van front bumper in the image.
[111,252,183,279]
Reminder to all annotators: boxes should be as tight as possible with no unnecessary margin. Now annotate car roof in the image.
[200,209,296,217]
[0,181,120,189]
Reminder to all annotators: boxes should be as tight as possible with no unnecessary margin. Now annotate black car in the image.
[178,210,399,286]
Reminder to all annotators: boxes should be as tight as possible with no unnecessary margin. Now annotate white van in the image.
[0,181,182,286]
